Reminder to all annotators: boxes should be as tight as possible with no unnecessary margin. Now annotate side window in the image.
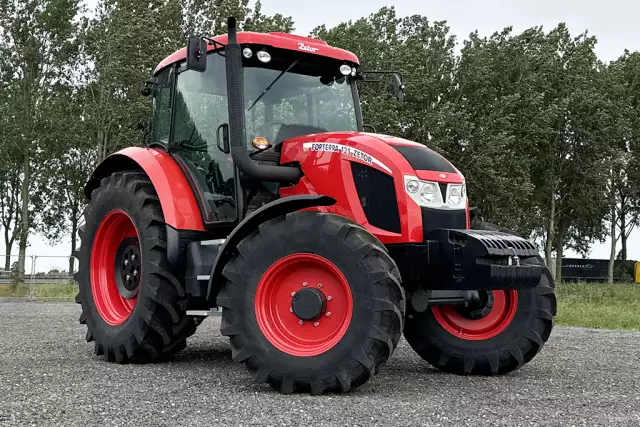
[172,53,236,223]
[151,69,172,143]
[316,83,357,131]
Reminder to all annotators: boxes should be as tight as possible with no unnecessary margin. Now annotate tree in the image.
[0,0,84,282]
[0,63,22,271]
[607,52,640,263]
[0,157,22,271]
[36,85,96,274]
[179,0,293,39]
[523,26,613,281]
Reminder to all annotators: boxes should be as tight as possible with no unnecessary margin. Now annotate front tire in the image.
[218,212,406,394]
[75,172,196,363]
[404,257,556,375]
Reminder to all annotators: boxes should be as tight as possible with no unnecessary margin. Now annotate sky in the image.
[2,0,639,272]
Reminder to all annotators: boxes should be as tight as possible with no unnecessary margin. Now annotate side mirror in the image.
[392,73,405,101]
[363,124,377,133]
[186,37,207,72]
[137,119,148,131]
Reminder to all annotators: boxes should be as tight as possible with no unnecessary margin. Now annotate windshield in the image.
[243,65,357,144]
[172,51,358,150]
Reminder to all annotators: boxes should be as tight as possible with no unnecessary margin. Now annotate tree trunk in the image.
[608,201,617,284]
[554,235,564,283]
[620,214,627,261]
[68,211,78,275]
[4,247,11,272]
[17,150,30,284]
[544,188,556,274]
[4,227,12,271]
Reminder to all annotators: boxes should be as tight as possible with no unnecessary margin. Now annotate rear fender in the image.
[85,147,206,231]
[206,195,336,304]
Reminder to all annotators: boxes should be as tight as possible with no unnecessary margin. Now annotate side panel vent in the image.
[351,162,401,233]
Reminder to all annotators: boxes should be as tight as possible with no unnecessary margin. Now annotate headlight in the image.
[447,184,465,206]
[420,182,438,204]
[404,176,466,209]
[406,180,420,193]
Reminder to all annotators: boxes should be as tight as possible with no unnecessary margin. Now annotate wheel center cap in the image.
[291,288,327,321]
[115,237,141,299]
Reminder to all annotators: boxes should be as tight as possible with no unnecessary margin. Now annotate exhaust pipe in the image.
[225,17,302,183]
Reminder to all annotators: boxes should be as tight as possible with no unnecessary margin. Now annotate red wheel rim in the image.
[90,210,139,326]
[254,253,353,357]
[432,290,518,340]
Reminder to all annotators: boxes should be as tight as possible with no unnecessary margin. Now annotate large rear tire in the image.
[75,172,196,363]
[404,255,556,375]
[218,212,405,394]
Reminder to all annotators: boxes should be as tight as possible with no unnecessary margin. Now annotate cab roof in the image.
[154,31,359,75]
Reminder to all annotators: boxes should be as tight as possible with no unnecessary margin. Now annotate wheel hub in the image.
[254,253,353,357]
[466,291,495,320]
[115,237,141,299]
[291,288,327,321]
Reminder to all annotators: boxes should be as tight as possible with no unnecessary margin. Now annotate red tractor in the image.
[75,18,556,394]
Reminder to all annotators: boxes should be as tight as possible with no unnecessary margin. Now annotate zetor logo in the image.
[298,42,319,53]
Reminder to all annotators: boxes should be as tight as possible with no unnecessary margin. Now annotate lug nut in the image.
[133,270,137,277]
[314,322,319,327]
[318,284,323,288]
[124,259,129,266]
[327,296,332,301]
[299,320,304,325]
[326,312,331,317]
[131,254,136,260]
[126,274,131,280]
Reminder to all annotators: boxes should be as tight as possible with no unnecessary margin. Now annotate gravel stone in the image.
[0,301,639,426]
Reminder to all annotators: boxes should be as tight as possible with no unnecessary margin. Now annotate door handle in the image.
[216,123,230,154]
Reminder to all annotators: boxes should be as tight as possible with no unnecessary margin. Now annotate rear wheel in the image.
[75,172,196,363]
[404,256,556,375]
[218,212,405,394]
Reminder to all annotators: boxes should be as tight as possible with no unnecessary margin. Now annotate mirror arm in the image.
[201,37,226,57]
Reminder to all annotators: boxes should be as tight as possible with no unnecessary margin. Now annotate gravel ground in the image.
[0,302,639,427]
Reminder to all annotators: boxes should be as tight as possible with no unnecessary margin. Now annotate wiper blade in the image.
[247,60,299,111]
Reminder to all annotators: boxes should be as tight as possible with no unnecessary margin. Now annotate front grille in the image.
[351,162,401,233]
[421,207,466,241]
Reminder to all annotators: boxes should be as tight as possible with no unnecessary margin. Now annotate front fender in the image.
[206,194,336,303]
[85,147,205,231]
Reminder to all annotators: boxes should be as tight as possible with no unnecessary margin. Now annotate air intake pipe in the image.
[225,17,302,183]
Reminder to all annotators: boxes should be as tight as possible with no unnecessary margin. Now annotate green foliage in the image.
[556,282,640,330]
[0,282,78,299]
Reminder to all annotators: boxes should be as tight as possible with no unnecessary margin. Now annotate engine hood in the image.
[279,131,463,182]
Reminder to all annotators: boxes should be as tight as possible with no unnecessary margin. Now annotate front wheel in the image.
[404,257,556,375]
[218,212,406,394]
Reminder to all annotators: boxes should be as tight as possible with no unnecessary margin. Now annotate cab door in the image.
[165,55,238,229]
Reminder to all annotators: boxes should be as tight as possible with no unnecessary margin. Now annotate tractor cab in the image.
[146,29,404,229]
[147,31,385,228]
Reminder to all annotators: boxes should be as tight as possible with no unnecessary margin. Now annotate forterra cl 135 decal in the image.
[302,142,392,173]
